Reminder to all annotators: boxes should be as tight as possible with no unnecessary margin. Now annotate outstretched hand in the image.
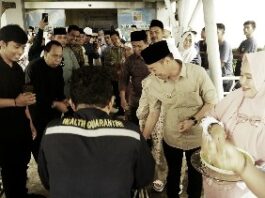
[15,93,36,107]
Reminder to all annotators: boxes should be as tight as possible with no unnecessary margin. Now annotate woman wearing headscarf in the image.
[203,50,265,198]
[178,31,201,65]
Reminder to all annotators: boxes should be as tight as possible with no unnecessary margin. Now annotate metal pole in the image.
[164,0,178,45]
[202,0,223,100]
[188,0,202,29]
[0,0,2,27]
[177,0,186,40]
[177,0,195,43]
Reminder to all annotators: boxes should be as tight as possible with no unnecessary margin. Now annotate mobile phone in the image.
[42,13,48,23]
[23,84,34,93]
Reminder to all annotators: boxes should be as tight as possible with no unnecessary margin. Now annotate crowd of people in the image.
[0,15,264,198]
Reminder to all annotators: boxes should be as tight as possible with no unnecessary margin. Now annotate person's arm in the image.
[142,94,161,139]
[136,79,150,132]
[210,140,265,198]
[119,60,130,110]
[238,159,265,198]
[25,106,37,140]
[178,103,215,132]
[134,134,155,188]
[1,62,35,108]
[119,90,128,110]
[143,109,160,139]
[28,19,47,61]
[0,93,36,108]
[0,98,16,108]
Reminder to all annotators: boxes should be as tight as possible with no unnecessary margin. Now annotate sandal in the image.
[153,180,165,192]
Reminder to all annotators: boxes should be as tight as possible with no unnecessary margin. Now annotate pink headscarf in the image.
[211,50,265,162]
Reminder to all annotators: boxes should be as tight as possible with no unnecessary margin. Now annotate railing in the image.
[222,76,240,96]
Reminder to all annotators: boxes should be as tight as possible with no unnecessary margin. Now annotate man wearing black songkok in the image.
[140,40,218,198]
[149,19,164,44]
[119,30,150,125]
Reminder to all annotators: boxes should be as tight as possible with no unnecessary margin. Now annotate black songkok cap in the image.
[53,27,66,35]
[141,40,170,65]
[150,19,164,30]
[104,30,111,35]
[79,28,84,34]
[131,30,147,42]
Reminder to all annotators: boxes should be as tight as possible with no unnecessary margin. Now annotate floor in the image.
[1,156,192,198]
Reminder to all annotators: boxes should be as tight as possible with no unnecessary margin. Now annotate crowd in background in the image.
[0,15,263,198]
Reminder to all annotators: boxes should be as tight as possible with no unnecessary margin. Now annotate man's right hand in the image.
[121,97,128,110]
[39,18,48,30]
[15,93,36,107]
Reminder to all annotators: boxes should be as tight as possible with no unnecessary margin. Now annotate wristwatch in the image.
[188,116,198,126]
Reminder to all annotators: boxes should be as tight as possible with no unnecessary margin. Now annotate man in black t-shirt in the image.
[0,25,36,198]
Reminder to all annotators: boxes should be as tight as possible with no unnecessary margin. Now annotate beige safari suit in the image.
[147,63,218,149]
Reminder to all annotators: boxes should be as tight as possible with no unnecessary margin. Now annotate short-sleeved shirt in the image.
[235,37,257,76]
[238,37,257,54]
[0,56,30,138]
[146,63,218,150]
[219,40,233,76]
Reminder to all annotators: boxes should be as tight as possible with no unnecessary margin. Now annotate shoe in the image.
[153,180,165,192]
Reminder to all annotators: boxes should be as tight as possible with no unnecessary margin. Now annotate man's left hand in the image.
[178,119,194,133]
[52,101,68,113]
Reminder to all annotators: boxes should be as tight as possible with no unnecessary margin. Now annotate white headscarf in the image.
[178,31,198,64]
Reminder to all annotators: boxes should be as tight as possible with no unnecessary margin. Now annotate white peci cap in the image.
[84,27,93,35]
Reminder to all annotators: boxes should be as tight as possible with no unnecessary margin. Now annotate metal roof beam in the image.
[24,1,150,9]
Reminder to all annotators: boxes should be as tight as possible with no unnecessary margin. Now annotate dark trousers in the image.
[112,81,123,115]
[223,80,233,92]
[234,60,242,76]
[0,138,31,198]
[163,141,202,198]
[32,122,46,162]
[125,106,139,126]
